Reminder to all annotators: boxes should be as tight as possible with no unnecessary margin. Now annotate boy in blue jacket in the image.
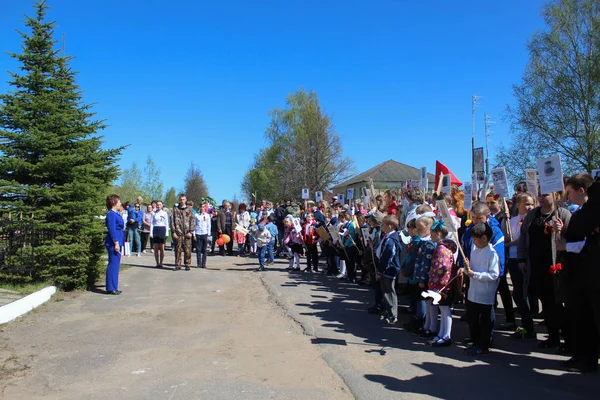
[376,215,402,324]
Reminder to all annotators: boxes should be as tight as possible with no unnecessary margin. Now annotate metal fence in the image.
[0,219,53,274]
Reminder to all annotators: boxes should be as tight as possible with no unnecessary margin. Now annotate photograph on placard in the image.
[441,175,451,194]
[473,147,485,172]
[420,167,428,190]
[463,182,473,210]
[301,188,309,200]
[435,200,457,233]
[476,171,485,184]
[537,154,564,194]
[315,191,323,202]
[361,187,368,197]
[491,167,510,198]
[347,188,354,200]
[525,169,538,195]
[360,227,370,247]
[338,194,345,205]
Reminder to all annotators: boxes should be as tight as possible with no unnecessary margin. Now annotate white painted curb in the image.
[0,286,57,324]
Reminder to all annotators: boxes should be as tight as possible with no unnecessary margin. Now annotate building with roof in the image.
[330,159,436,198]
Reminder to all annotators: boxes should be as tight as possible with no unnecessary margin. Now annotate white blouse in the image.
[150,210,170,236]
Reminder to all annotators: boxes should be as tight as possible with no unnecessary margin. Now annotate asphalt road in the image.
[0,251,598,399]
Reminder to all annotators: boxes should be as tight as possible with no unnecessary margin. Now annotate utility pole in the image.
[471,95,481,174]
[484,113,495,175]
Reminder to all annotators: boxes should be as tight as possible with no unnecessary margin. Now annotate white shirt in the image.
[507,215,526,259]
[467,244,500,305]
[256,229,272,247]
[150,210,170,236]
[194,212,211,235]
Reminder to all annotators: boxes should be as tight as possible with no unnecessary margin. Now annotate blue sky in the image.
[0,0,546,202]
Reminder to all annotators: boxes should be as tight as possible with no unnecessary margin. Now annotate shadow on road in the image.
[276,270,598,399]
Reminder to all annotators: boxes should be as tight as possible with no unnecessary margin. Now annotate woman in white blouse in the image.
[150,200,169,268]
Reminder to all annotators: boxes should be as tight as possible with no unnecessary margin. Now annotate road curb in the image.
[0,286,57,324]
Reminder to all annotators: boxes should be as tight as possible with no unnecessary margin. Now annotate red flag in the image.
[435,160,462,187]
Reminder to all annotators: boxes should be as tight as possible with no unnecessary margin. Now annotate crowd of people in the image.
[104,173,599,373]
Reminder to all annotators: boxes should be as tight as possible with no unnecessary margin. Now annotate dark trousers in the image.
[306,243,319,270]
[195,234,208,267]
[220,226,234,255]
[276,226,285,256]
[507,259,534,332]
[325,245,338,274]
[497,274,515,322]
[373,276,383,307]
[467,301,493,350]
[345,246,359,282]
[570,278,600,368]
[141,232,150,252]
[106,247,121,292]
[534,275,568,344]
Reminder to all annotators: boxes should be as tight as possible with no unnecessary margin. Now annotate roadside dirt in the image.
[0,256,352,399]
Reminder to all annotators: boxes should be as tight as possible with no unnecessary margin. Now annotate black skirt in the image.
[152,226,167,244]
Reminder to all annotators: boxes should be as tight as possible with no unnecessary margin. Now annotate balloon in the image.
[222,234,231,244]
[216,238,224,246]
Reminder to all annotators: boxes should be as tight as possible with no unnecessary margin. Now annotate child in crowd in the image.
[425,219,457,347]
[505,192,536,339]
[248,218,258,255]
[302,213,319,272]
[284,216,304,270]
[384,189,398,215]
[462,222,500,356]
[265,215,278,265]
[255,223,272,271]
[376,215,402,324]
[412,216,436,335]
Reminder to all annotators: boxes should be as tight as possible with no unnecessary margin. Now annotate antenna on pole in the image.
[471,95,482,174]
[61,32,65,57]
[484,113,495,175]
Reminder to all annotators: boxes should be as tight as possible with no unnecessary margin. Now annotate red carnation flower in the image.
[493,194,500,200]
[555,263,562,271]
[549,265,557,274]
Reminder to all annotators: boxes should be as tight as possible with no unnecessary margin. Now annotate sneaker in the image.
[464,346,488,356]
[383,316,398,325]
[137,253,141,257]
[336,273,347,279]
[294,267,301,271]
[511,327,536,339]
[413,327,426,336]
[185,266,191,271]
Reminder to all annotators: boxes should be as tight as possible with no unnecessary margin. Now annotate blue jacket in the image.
[105,210,125,248]
[377,231,402,279]
[459,217,505,276]
[411,239,436,284]
[266,222,278,241]
[126,204,142,228]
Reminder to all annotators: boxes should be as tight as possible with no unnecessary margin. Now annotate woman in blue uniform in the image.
[105,194,125,295]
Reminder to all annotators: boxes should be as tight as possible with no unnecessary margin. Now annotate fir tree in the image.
[0,1,123,289]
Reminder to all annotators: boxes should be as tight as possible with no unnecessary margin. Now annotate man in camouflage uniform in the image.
[171,193,195,270]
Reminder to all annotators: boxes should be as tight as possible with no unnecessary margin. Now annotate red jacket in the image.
[387,201,398,215]
[302,220,318,245]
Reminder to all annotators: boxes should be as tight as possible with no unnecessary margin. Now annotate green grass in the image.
[0,281,51,295]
